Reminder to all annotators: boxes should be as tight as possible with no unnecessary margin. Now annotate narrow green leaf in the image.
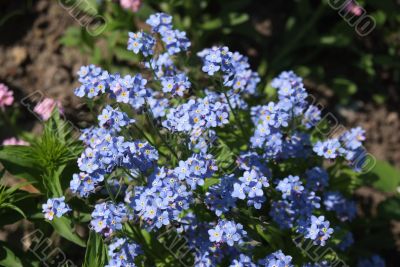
[0,245,23,267]
[50,217,86,247]
[0,203,26,218]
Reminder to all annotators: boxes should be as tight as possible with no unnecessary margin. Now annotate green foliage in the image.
[0,243,23,267]
[50,217,86,247]
[82,231,108,267]
[0,177,33,219]
[361,158,400,192]
[0,111,81,197]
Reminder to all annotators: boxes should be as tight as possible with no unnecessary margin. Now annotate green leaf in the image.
[0,146,43,191]
[50,217,86,247]
[0,146,38,170]
[201,18,223,30]
[203,178,219,190]
[0,203,26,218]
[0,244,23,267]
[228,13,249,26]
[83,231,108,267]
[332,78,358,103]
[361,160,400,192]
[255,224,284,249]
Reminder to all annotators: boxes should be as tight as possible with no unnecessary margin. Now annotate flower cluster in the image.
[232,168,269,209]
[90,202,128,236]
[229,254,256,267]
[205,174,237,216]
[41,12,384,267]
[74,65,110,98]
[162,96,229,145]
[323,191,357,222]
[298,215,334,246]
[128,31,155,57]
[198,46,260,95]
[98,105,134,131]
[270,173,321,230]
[106,238,142,267]
[160,73,190,96]
[70,172,105,197]
[258,250,293,267]
[146,13,191,54]
[249,73,310,159]
[42,197,70,220]
[313,127,367,171]
[305,167,329,191]
[208,219,247,246]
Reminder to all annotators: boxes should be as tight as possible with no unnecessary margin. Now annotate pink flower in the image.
[120,0,142,12]
[345,1,363,16]
[2,137,29,146]
[33,98,63,121]
[0,83,14,110]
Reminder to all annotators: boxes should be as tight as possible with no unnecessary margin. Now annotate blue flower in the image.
[42,197,71,220]
[313,138,343,159]
[208,226,223,242]
[160,73,190,96]
[258,250,293,267]
[206,174,237,216]
[98,105,134,132]
[106,238,142,267]
[229,254,256,267]
[161,29,191,55]
[198,46,260,94]
[297,215,334,246]
[70,172,104,197]
[127,31,155,57]
[208,220,247,247]
[232,183,246,200]
[305,167,329,191]
[302,105,321,129]
[276,175,304,199]
[90,202,128,236]
[324,192,357,222]
[74,65,110,98]
[146,13,173,34]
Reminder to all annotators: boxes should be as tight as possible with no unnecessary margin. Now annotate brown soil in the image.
[0,0,86,116]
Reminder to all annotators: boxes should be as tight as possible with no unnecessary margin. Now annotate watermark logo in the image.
[21,230,78,267]
[58,0,107,36]
[327,0,376,36]
[157,226,199,267]
[293,234,348,267]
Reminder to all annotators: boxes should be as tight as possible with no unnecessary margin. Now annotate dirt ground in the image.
[0,0,87,118]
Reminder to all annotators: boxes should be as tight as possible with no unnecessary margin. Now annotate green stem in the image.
[144,102,179,160]
[223,91,248,140]
[132,124,155,148]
